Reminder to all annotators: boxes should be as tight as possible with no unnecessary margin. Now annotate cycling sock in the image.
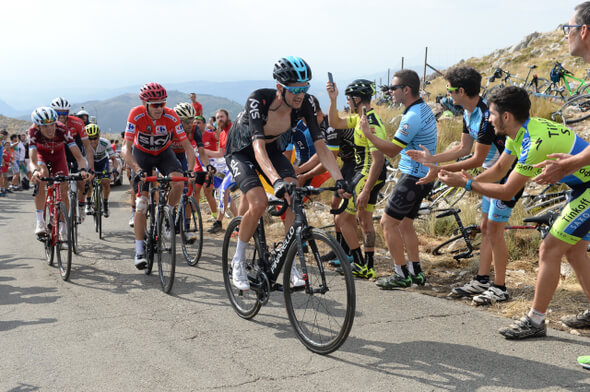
[35,209,44,222]
[351,248,364,266]
[135,240,144,255]
[365,251,374,269]
[394,264,409,278]
[492,283,506,291]
[78,201,85,207]
[336,232,350,255]
[528,308,545,326]
[476,275,490,283]
[233,238,247,264]
[211,211,218,219]
[86,197,91,204]
[410,261,422,275]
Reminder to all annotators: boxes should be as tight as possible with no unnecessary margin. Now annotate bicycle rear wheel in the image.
[432,231,481,257]
[430,185,467,209]
[68,191,79,254]
[55,202,72,281]
[157,205,176,293]
[180,196,203,266]
[222,216,262,319]
[283,228,355,355]
[558,94,590,125]
[145,203,156,275]
[43,203,55,265]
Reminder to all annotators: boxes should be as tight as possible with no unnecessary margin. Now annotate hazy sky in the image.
[1,0,580,109]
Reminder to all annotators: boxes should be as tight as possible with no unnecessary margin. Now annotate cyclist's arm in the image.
[362,149,385,193]
[327,82,348,129]
[314,139,343,181]
[440,140,489,172]
[121,139,141,173]
[197,146,209,167]
[363,126,403,158]
[181,138,196,172]
[439,165,528,200]
[533,145,590,184]
[82,138,94,171]
[207,147,225,158]
[430,133,475,164]
[29,148,40,173]
[298,150,337,181]
[297,152,320,174]
[70,144,88,171]
[253,138,282,184]
[473,152,515,183]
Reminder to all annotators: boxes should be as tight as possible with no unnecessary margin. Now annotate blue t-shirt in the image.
[392,99,437,177]
[286,120,316,165]
[463,97,505,169]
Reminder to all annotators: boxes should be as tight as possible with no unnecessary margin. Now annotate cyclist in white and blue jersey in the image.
[360,69,437,289]
[408,66,519,305]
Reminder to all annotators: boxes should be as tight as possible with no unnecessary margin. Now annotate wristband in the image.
[465,179,473,191]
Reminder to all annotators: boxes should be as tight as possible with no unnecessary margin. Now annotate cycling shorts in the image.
[385,173,433,220]
[175,153,188,172]
[550,184,590,245]
[38,152,69,177]
[340,159,356,182]
[132,146,183,192]
[481,196,513,223]
[345,173,384,215]
[225,140,296,195]
[94,157,110,175]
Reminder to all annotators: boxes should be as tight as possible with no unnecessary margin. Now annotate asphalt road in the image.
[2,184,590,391]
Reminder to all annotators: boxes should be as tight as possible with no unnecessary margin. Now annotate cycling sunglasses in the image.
[148,102,166,108]
[446,85,459,93]
[55,110,69,116]
[281,84,311,95]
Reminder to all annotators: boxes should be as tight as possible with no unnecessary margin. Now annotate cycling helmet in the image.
[174,102,196,120]
[77,109,89,117]
[50,97,71,112]
[273,56,312,85]
[31,107,58,126]
[85,124,100,138]
[345,79,376,98]
[139,82,167,102]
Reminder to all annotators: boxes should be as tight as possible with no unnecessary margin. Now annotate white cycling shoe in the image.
[232,260,250,291]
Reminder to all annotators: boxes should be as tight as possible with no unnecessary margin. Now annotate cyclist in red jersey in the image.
[50,97,95,215]
[122,82,197,269]
[29,107,89,236]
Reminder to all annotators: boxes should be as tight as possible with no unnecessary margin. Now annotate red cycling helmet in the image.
[139,82,168,102]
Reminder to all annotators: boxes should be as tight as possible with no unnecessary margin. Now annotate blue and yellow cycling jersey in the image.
[463,98,505,168]
[392,98,437,178]
[505,117,590,186]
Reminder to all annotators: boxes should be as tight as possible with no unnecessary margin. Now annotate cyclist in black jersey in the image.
[225,56,350,291]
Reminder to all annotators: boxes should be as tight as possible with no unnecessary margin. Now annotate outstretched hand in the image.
[406,145,433,164]
[532,153,573,185]
[416,165,439,185]
[438,169,471,188]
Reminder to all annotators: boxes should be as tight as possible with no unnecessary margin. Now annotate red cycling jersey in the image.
[124,106,187,156]
[65,115,88,140]
[202,130,218,151]
[28,122,76,175]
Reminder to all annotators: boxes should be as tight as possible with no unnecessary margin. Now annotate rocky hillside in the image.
[0,115,30,135]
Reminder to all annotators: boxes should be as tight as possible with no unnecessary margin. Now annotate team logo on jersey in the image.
[155,125,167,135]
[134,113,145,121]
[147,126,152,132]
[399,123,409,136]
[494,199,508,210]
[249,98,260,120]
[126,122,136,132]
[175,124,183,134]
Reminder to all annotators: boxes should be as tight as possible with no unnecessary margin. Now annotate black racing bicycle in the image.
[90,170,113,240]
[221,185,355,354]
[175,178,203,266]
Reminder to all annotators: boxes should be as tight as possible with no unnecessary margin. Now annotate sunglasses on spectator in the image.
[446,85,460,93]
[281,84,311,95]
[563,24,586,35]
[389,84,405,91]
[56,111,69,116]
[149,102,166,108]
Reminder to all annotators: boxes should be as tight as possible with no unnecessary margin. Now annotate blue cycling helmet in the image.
[273,56,312,85]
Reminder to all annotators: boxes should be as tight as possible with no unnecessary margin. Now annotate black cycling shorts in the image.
[132,146,183,192]
[385,173,433,220]
[225,141,296,195]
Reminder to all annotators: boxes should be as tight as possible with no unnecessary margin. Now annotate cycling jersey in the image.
[286,120,316,165]
[124,106,187,156]
[28,122,76,175]
[463,97,505,168]
[325,127,355,162]
[505,117,590,186]
[64,115,88,164]
[202,130,218,151]
[171,123,204,154]
[392,98,437,178]
[225,89,323,155]
[346,109,387,176]
[92,137,115,162]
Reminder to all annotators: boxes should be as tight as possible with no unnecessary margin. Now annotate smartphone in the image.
[328,72,334,84]
[362,107,367,116]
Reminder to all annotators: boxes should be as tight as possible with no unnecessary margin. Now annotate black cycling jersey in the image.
[225,89,324,156]
[325,126,355,162]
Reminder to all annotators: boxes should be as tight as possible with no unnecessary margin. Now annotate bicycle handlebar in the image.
[269,185,351,217]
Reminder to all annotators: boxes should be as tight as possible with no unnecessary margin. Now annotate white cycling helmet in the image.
[77,109,89,116]
[31,107,58,126]
[174,102,196,120]
[50,97,71,112]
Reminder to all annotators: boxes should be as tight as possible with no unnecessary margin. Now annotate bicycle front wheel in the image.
[43,202,55,265]
[283,229,355,355]
[558,94,590,125]
[430,186,467,209]
[69,191,79,254]
[56,202,72,281]
[157,205,176,293]
[222,216,262,319]
[432,231,481,257]
[180,196,203,266]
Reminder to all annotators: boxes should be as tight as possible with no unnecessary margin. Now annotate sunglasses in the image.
[563,24,585,35]
[281,84,311,95]
[39,118,56,125]
[446,85,460,93]
[389,84,405,91]
[56,111,69,116]
[149,102,166,108]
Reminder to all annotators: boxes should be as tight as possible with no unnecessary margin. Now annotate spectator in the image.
[10,134,26,190]
[190,93,203,116]
[206,116,216,131]
[1,140,12,195]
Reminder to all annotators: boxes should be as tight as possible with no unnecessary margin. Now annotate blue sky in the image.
[1,0,579,109]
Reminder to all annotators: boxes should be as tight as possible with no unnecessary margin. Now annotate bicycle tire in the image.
[69,191,79,255]
[429,185,467,209]
[221,216,262,319]
[157,205,176,293]
[43,202,55,266]
[56,202,72,281]
[558,94,590,125]
[180,196,203,266]
[145,203,156,275]
[432,231,481,257]
[283,229,355,355]
[483,84,504,99]
[375,167,401,207]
